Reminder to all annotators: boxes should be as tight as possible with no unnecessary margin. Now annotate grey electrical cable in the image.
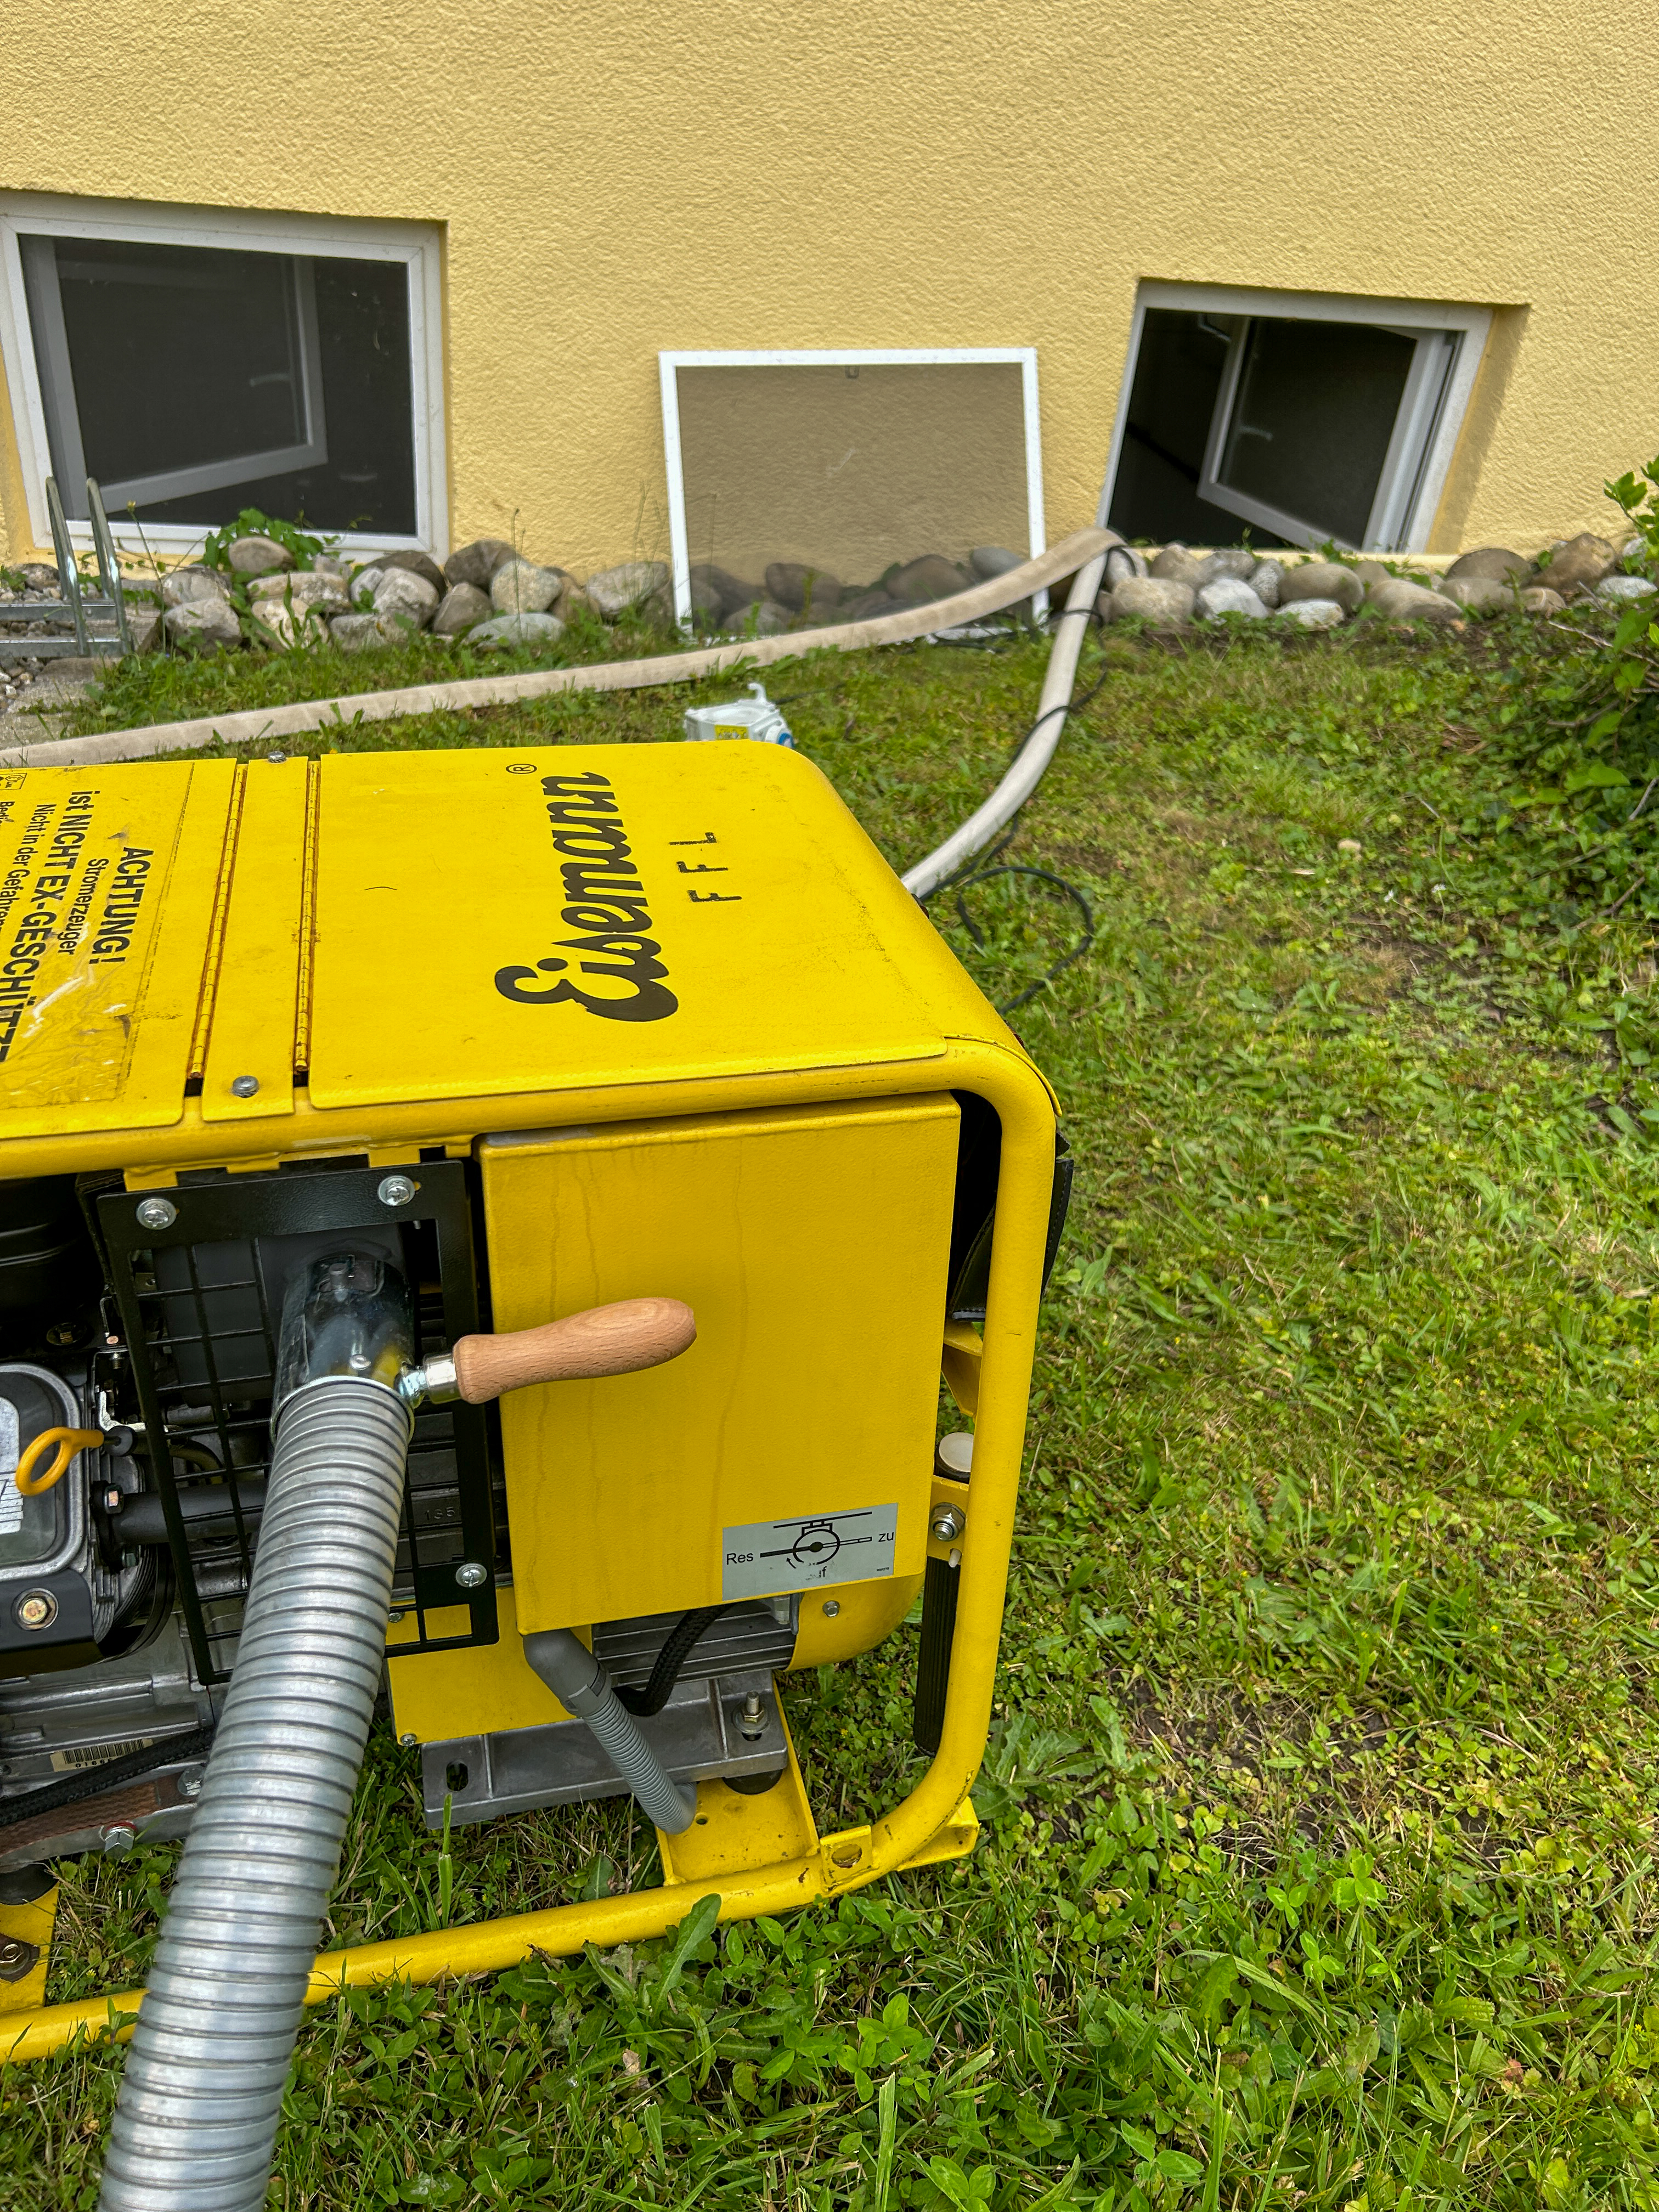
[522,1628,697,1834]
[97,1378,412,2212]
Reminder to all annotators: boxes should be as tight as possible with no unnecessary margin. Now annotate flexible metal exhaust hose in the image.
[97,1378,411,2212]
[522,1628,697,1833]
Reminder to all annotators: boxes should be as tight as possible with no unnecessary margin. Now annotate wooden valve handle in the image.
[449,1297,696,1406]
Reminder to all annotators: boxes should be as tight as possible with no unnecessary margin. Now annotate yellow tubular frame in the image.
[0,1040,1053,2066]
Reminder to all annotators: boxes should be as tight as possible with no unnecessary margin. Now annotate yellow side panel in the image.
[201,759,309,1123]
[0,762,235,1137]
[388,1584,573,1743]
[481,1094,958,1632]
[307,744,944,1111]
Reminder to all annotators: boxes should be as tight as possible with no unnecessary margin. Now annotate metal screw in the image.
[135,1196,177,1231]
[14,1590,56,1630]
[178,1767,204,1799]
[399,1732,417,1747]
[377,1173,416,1208]
[267,748,287,764]
[386,1609,406,1625]
[230,1074,259,1098]
[100,1823,136,1857]
[930,1504,967,1544]
[822,1599,840,1617]
[455,1561,487,1589]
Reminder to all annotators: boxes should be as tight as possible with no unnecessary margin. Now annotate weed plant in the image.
[8,612,1659,2208]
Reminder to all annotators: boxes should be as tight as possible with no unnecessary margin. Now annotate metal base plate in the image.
[420,1667,787,1829]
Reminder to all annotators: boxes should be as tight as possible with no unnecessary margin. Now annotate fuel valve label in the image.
[722,1504,899,1601]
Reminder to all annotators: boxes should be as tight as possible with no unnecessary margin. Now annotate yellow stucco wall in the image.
[1,3,1652,572]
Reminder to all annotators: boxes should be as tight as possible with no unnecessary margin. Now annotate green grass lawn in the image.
[8,611,1659,2211]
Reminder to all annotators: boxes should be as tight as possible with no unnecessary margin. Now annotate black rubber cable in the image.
[614,1606,723,1718]
[0,1722,216,1831]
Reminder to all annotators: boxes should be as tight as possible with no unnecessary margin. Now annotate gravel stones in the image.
[1103,545,1149,589]
[1149,544,1210,588]
[373,568,440,628]
[470,612,566,648]
[587,560,670,618]
[17,563,58,591]
[490,557,565,617]
[1276,598,1348,630]
[970,545,1026,580]
[249,572,349,614]
[161,568,232,608]
[1248,559,1283,608]
[723,599,794,637]
[370,548,447,595]
[1367,577,1460,624]
[887,555,970,605]
[1280,561,1363,614]
[1445,546,1529,582]
[690,564,758,617]
[444,538,516,592]
[329,613,399,653]
[1434,576,1516,613]
[164,598,242,652]
[1109,577,1195,625]
[225,534,294,578]
[1196,578,1270,620]
[765,562,842,615]
[1538,534,1619,596]
[432,582,492,635]
[1598,574,1658,603]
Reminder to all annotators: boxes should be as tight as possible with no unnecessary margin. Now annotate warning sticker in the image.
[721,1504,898,1602]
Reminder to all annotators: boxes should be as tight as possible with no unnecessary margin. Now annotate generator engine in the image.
[0,741,1064,2195]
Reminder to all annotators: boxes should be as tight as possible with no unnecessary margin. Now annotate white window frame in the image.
[659,347,1046,627]
[1101,282,1493,553]
[0,193,448,556]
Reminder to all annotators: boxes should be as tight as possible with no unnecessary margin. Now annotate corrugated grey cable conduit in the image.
[522,1629,697,1833]
[97,1379,412,2212]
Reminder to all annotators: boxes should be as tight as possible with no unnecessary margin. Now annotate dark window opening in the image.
[20,236,417,538]
[1109,303,1459,552]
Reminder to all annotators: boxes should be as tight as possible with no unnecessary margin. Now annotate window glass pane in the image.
[50,238,309,478]
[1217,318,1415,545]
[133,259,416,536]
[675,362,1029,602]
[24,237,418,538]
[1107,308,1287,548]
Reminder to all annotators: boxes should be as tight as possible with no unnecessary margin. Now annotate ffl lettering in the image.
[494,772,679,1023]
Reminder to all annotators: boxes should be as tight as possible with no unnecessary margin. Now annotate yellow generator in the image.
[0,741,1065,2196]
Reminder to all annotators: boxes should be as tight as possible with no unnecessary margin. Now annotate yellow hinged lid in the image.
[306,743,946,1110]
[0,762,235,1138]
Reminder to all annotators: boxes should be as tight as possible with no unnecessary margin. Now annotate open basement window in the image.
[1105,283,1491,552]
[0,196,446,551]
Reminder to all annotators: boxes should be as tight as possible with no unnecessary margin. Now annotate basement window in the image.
[1105,284,1490,552]
[659,349,1046,625]
[0,196,447,551]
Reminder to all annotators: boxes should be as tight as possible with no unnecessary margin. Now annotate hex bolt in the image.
[100,1823,136,1857]
[741,1692,764,1723]
[178,1767,205,1799]
[930,1503,967,1544]
[14,1590,56,1631]
[455,1561,487,1589]
[738,1690,766,1741]
[377,1173,417,1209]
[822,1599,840,1617]
[230,1075,260,1098]
[135,1195,177,1231]
[267,748,287,764]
